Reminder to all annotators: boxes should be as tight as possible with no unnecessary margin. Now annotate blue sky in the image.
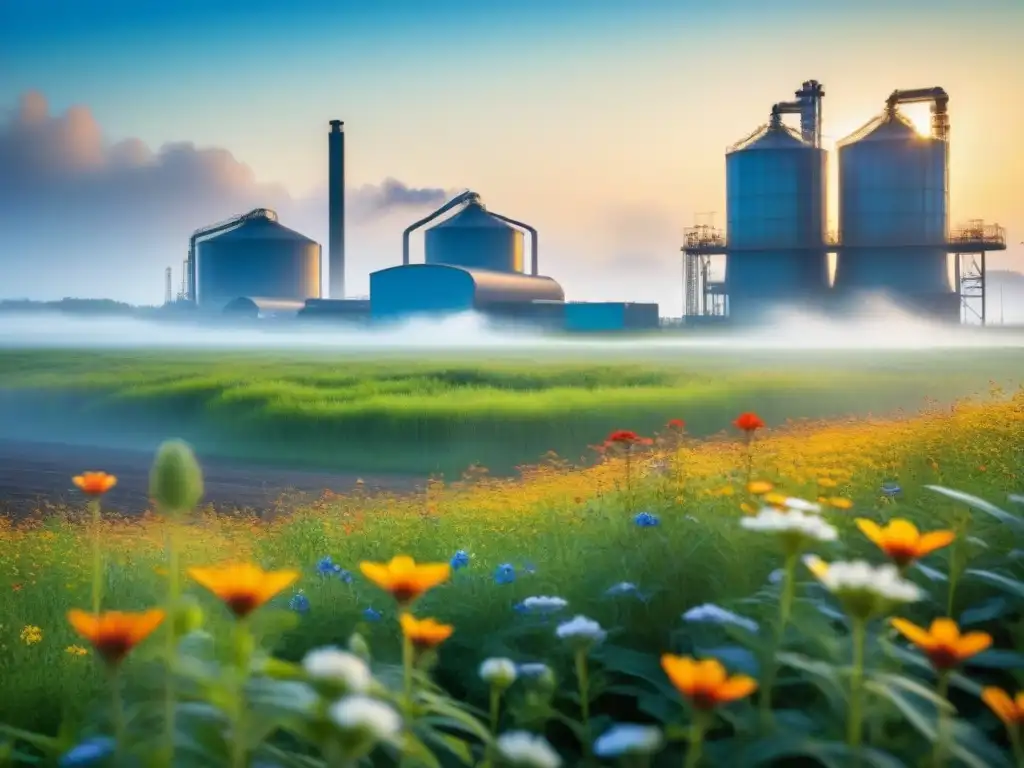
[1,0,1022,310]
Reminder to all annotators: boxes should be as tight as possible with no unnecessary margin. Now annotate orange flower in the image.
[733,412,765,433]
[67,609,165,665]
[400,613,453,649]
[856,519,955,567]
[359,555,450,605]
[188,563,299,618]
[763,492,788,509]
[747,481,774,496]
[72,472,117,496]
[827,497,854,511]
[981,687,1024,727]
[890,618,992,670]
[661,654,757,710]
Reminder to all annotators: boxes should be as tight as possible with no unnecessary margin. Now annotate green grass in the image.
[1,348,1022,475]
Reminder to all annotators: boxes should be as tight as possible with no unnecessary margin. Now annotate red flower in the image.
[666,419,686,430]
[607,430,640,444]
[733,412,765,433]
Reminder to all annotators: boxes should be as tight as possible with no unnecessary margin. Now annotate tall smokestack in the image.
[328,119,345,299]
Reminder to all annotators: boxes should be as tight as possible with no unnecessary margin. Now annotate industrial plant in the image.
[168,80,1007,331]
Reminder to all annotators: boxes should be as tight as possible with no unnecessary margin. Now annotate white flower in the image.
[781,497,823,514]
[605,582,639,596]
[328,695,402,740]
[593,724,664,757]
[741,508,838,542]
[302,647,372,692]
[479,657,518,688]
[555,615,607,647]
[522,596,568,613]
[811,558,923,604]
[682,603,759,633]
[497,731,562,768]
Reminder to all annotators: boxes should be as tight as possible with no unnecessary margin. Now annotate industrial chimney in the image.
[328,120,345,299]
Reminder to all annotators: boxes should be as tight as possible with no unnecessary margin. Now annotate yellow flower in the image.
[67,609,164,665]
[400,613,454,649]
[827,497,854,511]
[65,644,89,657]
[747,481,774,496]
[981,687,1024,727]
[763,492,788,509]
[20,625,42,645]
[661,654,757,710]
[856,518,955,567]
[817,477,838,489]
[890,617,991,671]
[188,563,299,618]
[360,555,450,605]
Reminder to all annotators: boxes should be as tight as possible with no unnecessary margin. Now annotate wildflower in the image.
[660,655,758,710]
[633,511,660,527]
[804,557,922,619]
[399,613,453,650]
[740,508,837,554]
[880,482,902,498]
[59,737,115,767]
[556,615,607,650]
[781,497,823,514]
[890,618,992,670]
[450,550,470,570]
[362,606,383,622]
[607,430,646,446]
[302,647,372,692]
[149,440,204,513]
[316,556,342,577]
[981,687,1024,726]
[521,596,568,614]
[605,581,641,598]
[747,480,774,495]
[65,645,89,657]
[763,492,788,509]
[733,412,765,433]
[72,472,117,496]
[827,497,854,511]
[480,657,518,689]
[188,563,299,618]
[666,418,686,430]
[593,724,664,758]
[327,695,402,751]
[496,731,562,768]
[522,561,537,575]
[494,563,516,585]
[20,625,42,645]
[818,477,838,489]
[359,555,450,605]
[66,609,164,665]
[289,591,311,614]
[855,518,955,568]
[683,604,759,633]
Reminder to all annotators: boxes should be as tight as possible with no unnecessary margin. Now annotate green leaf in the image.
[0,726,60,756]
[863,681,937,741]
[694,645,760,677]
[949,719,1014,768]
[417,692,492,743]
[427,732,475,765]
[740,736,907,768]
[925,486,1024,536]
[959,597,1010,626]
[866,672,955,712]
[965,569,1024,600]
[966,649,1024,669]
[399,732,444,768]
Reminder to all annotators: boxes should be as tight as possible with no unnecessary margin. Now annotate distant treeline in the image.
[0,298,191,316]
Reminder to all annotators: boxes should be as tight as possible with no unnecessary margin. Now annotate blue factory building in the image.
[564,302,660,332]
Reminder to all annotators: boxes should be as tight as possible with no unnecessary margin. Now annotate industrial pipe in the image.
[885,87,949,140]
[488,211,539,276]
[401,191,481,265]
[186,208,277,303]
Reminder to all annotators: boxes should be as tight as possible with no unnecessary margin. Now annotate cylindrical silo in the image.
[834,110,950,297]
[725,120,829,323]
[196,212,322,308]
[424,200,524,273]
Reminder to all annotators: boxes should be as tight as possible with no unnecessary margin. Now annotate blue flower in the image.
[60,738,114,767]
[881,482,902,498]
[682,603,759,633]
[336,568,354,584]
[362,606,383,622]
[316,556,339,577]
[633,512,660,527]
[451,550,471,570]
[289,592,310,614]
[494,563,516,585]
[767,569,785,585]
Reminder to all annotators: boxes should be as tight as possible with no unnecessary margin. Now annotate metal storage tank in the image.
[369,264,563,319]
[835,109,950,297]
[424,200,525,273]
[196,212,322,308]
[725,117,829,322]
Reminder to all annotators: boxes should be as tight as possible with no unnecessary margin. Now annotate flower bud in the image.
[149,440,204,515]
[480,657,518,691]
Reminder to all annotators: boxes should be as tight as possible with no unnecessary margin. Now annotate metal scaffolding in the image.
[682,222,728,317]
[951,220,1006,325]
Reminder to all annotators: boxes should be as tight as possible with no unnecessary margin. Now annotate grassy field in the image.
[0,390,1022,765]
[1,347,1023,475]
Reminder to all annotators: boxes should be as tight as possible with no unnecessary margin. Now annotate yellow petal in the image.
[359,562,395,589]
[885,519,921,548]
[891,617,933,648]
[716,675,758,703]
[410,563,451,590]
[855,519,885,547]
[661,654,696,694]
[67,610,100,643]
[694,658,726,688]
[387,556,417,575]
[954,631,992,658]
[916,530,956,557]
[981,687,1016,725]
[929,618,961,644]
[803,555,829,580]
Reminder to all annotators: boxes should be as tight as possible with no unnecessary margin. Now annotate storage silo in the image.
[725,113,829,322]
[195,211,321,308]
[834,101,950,301]
[424,199,525,273]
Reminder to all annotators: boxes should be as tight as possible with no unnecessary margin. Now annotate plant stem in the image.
[846,618,867,760]
[110,667,125,764]
[932,672,951,768]
[231,620,251,768]
[90,499,103,615]
[485,686,501,767]
[575,649,591,759]
[946,508,970,617]
[625,448,633,512]
[161,522,181,767]
[1009,724,1024,768]
[759,551,797,730]
[402,633,414,714]
[684,711,708,768]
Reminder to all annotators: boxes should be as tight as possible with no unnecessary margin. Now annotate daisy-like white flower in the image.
[496,731,562,768]
[521,596,568,614]
[302,647,372,692]
[741,508,837,554]
[328,695,402,756]
[555,615,607,650]
[804,555,922,619]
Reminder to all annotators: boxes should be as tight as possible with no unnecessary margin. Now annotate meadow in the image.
[0,380,1023,766]
[2,347,1023,475]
